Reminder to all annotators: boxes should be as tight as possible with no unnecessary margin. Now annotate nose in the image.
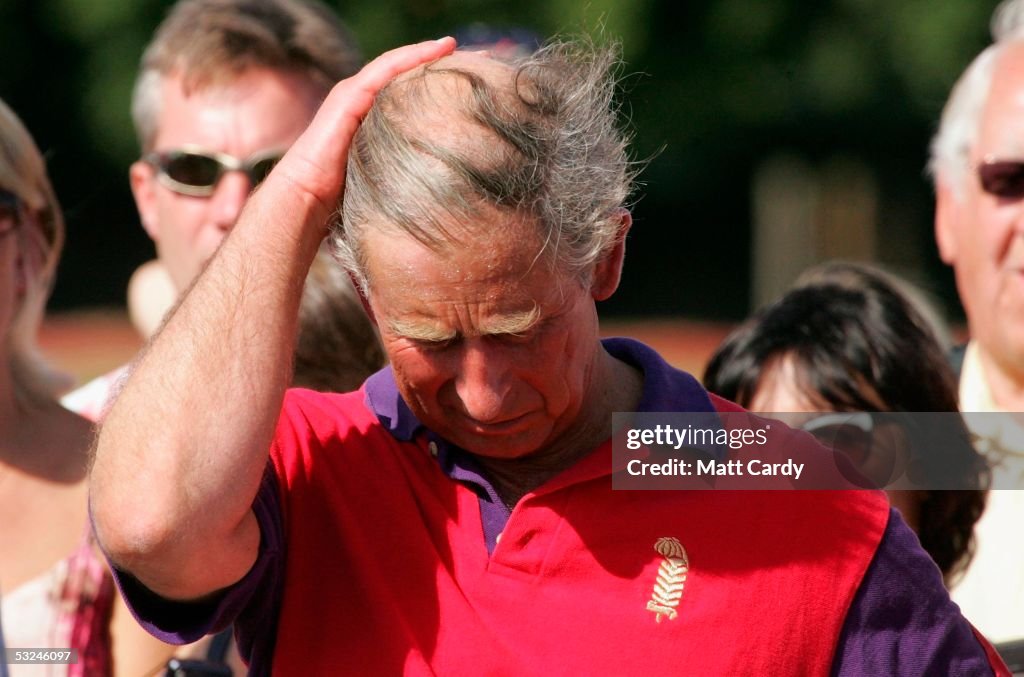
[453,341,513,424]
[209,171,252,232]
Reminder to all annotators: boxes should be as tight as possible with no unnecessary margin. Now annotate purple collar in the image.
[364,364,422,442]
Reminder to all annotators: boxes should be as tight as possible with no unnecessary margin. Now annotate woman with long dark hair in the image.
[704,261,988,584]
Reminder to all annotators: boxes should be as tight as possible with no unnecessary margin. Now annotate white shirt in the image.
[951,341,1024,643]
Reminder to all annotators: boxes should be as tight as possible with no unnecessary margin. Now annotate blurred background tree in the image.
[0,0,1000,320]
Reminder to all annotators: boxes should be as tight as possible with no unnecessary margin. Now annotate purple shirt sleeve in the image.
[109,463,284,677]
[832,508,995,676]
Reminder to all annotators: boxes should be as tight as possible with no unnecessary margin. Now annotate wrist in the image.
[244,178,332,261]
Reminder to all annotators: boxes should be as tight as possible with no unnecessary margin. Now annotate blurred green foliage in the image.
[0,0,1001,318]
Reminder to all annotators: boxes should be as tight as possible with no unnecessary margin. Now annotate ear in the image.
[130,160,161,241]
[591,209,632,301]
[934,178,960,265]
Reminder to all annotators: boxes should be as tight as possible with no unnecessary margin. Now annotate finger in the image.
[274,37,456,206]
[346,37,458,106]
[289,38,456,166]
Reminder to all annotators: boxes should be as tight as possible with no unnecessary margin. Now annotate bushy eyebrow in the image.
[387,304,541,342]
[387,319,458,342]
[479,305,541,336]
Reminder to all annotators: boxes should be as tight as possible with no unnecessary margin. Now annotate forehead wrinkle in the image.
[377,225,549,291]
[363,217,572,339]
[380,258,523,302]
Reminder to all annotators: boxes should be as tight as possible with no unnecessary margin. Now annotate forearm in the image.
[91,183,324,599]
[89,36,455,601]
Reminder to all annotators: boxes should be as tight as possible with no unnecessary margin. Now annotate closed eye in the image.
[408,335,460,351]
[489,329,535,345]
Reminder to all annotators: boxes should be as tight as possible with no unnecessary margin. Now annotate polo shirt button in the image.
[428,441,439,457]
[495,532,503,544]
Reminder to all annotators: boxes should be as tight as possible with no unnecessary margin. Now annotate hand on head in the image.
[267,38,457,230]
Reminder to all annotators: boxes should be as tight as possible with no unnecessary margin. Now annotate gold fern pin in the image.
[646,537,689,622]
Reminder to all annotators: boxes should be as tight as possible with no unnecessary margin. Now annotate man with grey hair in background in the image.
[89,35,1005,675]
[931,0,1024,653]
[62,0,384,421]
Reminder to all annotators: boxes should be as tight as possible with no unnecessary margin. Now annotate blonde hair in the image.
[132,0,361,152]
[0,97,70,403]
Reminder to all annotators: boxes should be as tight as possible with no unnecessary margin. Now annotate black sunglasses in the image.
[977,158,1024,199]
[144,147,283,197]
[801,411,927,489]
[0,189,21,235]
[801,412,875,466]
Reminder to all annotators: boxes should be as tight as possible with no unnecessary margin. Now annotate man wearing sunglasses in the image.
[65,0,384,673]
[63,0,384,423]
[128,0,360,295]
[930,0,1024,654]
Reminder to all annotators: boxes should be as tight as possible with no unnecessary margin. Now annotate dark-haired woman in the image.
[704,261,988,585]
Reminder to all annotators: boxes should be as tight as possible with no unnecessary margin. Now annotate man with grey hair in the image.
[62,0,382,419]
[90,37,1004,674]
[930,0,1024,648]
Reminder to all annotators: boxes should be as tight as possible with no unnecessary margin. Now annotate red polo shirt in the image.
[113,339,1004,675]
